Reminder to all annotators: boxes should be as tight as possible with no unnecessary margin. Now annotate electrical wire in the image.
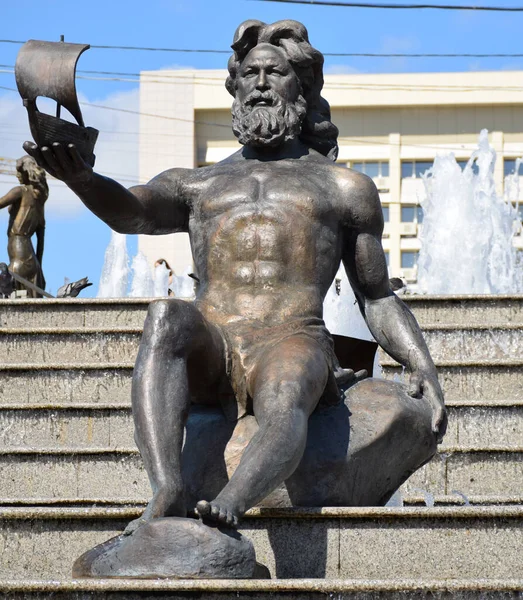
[5,67,523,94]
[2,38,523,58]
[253,0,523,11]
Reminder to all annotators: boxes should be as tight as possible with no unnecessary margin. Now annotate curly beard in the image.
[232,90,307,148]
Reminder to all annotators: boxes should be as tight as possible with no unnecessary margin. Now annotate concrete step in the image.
[0,298,150,329]
[0,328,141,365]
[0,447,521,505]
[1,361,521,407]
[1,580,523,600]
[2,296,523,329]
[0,323,521,366]
[0,366,133,407]
[0,405,521,454]
[402,294,523,326]
[380,359,523,405]
[1,506,522,581]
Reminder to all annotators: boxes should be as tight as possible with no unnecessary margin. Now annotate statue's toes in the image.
[195,500,211,517]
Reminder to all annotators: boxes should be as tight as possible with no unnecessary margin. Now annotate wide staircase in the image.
[0,296,522,598]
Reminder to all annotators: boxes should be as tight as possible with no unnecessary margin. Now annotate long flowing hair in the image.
[226,20,339,161]
[16,156,49,202]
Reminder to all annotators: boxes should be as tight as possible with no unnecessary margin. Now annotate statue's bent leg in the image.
[127,299,225,534]
[197,334,329,527]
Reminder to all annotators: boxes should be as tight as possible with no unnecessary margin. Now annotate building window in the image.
[352,161,390,178]
[401,205,424,223]
[401,251,419,269]
[513,203,523,221]
[401,160,432,179]
[504,159,523,177]
[457,159,479,175]
[382,206,390,222]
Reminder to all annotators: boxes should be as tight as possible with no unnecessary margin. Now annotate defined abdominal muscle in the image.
[230,260,285,286]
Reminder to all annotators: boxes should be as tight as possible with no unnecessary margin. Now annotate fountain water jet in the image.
[129,252,154,298]
[417,129,523,294]
[97,231,130,298]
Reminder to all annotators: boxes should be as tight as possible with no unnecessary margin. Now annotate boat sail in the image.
[15,40,99,166]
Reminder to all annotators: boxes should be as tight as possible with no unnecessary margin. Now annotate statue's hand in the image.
[335,367,368,391]
[408,370,447,444]
[23,141,94,188]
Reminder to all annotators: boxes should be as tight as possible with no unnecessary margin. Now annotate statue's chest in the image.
[197,167,329,222]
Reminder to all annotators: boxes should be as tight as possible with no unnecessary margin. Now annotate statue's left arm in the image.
[0,186,23,209]
[340,173,447,441]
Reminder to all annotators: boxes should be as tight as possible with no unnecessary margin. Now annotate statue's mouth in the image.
[247,95,277,108]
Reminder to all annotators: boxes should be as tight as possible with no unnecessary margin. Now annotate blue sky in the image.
[1,0,523,296]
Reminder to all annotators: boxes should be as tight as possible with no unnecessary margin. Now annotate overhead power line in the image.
[2,39,523,58]
[5,67,523,93]
[0,39,230,54]
[254,0,523,10]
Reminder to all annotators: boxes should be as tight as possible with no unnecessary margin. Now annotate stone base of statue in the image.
[183,378,437,509]
[73,517,263,579]
[73,378,436,579]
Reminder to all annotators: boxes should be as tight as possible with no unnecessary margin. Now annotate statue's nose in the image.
[256,71,269,91]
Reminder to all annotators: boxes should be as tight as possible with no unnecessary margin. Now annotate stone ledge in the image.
[1,323,522,333]
[4,445,523,455]
[0,294,522,306]
[3,494,523,507]
[2,505,522,580]
[1,578,523,594]
[2,505,523,520]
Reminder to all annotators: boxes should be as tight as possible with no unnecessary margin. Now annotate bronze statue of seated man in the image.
[24,19,446,534]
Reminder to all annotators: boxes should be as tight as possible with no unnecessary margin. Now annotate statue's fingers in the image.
[52,142,73,171]
[67,144,87,169]
[23,142,46,168]
[335,368,355,386]
[433,405,448,443]
[41,146,63,175]
[355,369,368,381]
[408,372,423,398]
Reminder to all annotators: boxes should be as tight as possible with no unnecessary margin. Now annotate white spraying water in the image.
[171,267,197,298]
[323,267,373,341]
[129,252,154,298]
[153,262,170,297]
[417,129,523,294]
[97,231,130,298]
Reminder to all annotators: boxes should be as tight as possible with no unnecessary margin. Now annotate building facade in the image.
[138,69,523,281]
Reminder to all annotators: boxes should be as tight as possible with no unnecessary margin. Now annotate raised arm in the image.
[340,173,446,441]
[23,141,189,235]
[0,186,23,209]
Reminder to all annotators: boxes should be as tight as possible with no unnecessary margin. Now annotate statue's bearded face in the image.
[232,44,307,148]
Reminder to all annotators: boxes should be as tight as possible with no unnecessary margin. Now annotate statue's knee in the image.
[145,300,187,336]
[144,299,200,355]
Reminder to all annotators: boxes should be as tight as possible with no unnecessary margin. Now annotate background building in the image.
[138,69,523,282]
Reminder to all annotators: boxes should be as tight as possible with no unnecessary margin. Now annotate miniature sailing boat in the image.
[15,40,99,166]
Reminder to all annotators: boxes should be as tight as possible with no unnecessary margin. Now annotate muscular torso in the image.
[179,153,355,329]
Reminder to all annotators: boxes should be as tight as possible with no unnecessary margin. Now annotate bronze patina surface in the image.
[0,157,48,297]
[22,19,446,578]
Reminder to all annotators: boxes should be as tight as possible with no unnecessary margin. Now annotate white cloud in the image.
[157,63,195,71]
[377,35,419,72]
[324,64,360,75]
[379,36,417,54]
[0,87,139,218]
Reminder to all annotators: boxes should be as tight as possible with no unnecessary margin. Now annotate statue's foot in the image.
[124,485,186,536]
[195,499,240,529]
